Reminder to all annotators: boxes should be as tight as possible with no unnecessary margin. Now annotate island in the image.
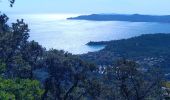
[68,14,170,23]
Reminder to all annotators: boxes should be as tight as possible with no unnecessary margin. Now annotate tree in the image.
[0,77,44,100]
[21,41,45,78]
[0,59,44,100]
[0,15,31,78]
[0,12,44,78]
[103,59,163,100]
[41,50,97,100]
[9,0,15,7]
[0,1,166,100]
[0,3,44,100]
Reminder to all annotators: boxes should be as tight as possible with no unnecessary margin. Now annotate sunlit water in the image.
[8,14,170,54]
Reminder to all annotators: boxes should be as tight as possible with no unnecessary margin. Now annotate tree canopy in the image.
[0,1,167,100]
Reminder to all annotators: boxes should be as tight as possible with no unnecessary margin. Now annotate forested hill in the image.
[0,13,166,99]
[68,14,170,23]
[82,33,170,73]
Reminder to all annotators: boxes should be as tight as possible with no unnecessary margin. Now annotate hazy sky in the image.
[0,0,170,15]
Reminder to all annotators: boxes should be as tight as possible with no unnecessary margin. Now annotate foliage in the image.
[163,82,170,88]
[9,0,15,7]
[0,1,166,100]
[99,59,164,100]
[0,60,6,74]
[83,34,170,73]
[0,7,44,100]
[0,77,44,100]
[41,50,98,100]
[0,13,44,78]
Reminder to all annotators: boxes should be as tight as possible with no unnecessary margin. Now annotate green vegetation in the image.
[99,60,163,100]
[0,13,166,99]
[84,34,170,74]
[0,1,168,100]
[0,77,44,100]
[0,2,45,99]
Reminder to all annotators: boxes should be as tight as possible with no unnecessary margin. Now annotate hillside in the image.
[68,14,170,23]
[82,33,170,74]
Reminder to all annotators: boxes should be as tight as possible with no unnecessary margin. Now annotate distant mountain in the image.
[68,14,170,23]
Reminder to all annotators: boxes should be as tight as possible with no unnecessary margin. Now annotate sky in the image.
[0,0,170,15]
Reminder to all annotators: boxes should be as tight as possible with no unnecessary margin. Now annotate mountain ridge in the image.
[68,14,170,23]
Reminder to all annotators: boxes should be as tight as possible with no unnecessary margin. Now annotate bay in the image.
[8,14,170,54]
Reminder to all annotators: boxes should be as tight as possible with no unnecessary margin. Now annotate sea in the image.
[7,14,170,54]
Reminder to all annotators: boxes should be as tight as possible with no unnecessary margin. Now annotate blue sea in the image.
[8,14,170,54]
